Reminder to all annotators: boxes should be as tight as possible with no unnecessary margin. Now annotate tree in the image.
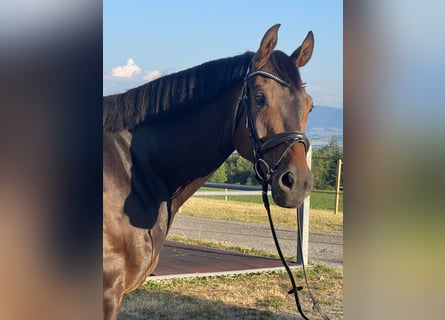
[209,164,227,183]
[323,136,343,157]
[226,154,255,185]
[209,153,255,184]
[312,136,343,190]
[210,136,344,189]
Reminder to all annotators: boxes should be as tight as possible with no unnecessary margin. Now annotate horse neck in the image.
[147,84,242,210]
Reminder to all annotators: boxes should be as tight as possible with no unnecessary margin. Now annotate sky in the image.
[103,0,343,108]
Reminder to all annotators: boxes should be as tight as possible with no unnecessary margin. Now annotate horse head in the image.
[235,24,315,208]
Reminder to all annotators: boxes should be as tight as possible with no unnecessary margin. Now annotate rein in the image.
[236,65,330,320]
[261,183,330,320]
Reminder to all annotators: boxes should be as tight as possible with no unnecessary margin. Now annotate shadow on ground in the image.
[119,289,299,320]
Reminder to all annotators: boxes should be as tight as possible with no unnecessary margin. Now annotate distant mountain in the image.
[306,105,343,149]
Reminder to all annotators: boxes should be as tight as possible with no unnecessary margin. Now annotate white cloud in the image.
[143,70,162,82]
[111,58,141,78]
[104,62,165,95]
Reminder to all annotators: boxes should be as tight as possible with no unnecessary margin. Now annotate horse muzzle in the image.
[271,167,313,208]
[251,133,313,208]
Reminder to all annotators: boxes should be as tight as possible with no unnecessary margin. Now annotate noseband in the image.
[235,65,310,185]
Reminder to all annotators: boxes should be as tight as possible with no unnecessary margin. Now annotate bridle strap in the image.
[259,131,310,155]
[261,182,331,320]
[245,69,291,87]
[261,183,309,319]
[235,63,330,319]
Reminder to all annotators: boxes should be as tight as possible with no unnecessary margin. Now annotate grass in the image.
[120,265,343,319]
[179,197,343,233]
[200,189,343,213]
[310,191,343,212]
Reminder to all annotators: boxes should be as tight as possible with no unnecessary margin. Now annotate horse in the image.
[103,24,315,320]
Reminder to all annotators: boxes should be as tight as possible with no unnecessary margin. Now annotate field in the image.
[310,191,343,213]
[199,188,343,213]
[121,265,343,320]
[180,196,343,233]
[120,189,343,319]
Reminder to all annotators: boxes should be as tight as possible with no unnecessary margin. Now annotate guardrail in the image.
[193,182,270,198]
[203,182,262,191]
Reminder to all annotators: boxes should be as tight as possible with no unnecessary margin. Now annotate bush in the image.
[209,153,258,185]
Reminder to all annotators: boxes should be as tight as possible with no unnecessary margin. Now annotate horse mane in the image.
[103,52,255,132]
[103,50,302,132]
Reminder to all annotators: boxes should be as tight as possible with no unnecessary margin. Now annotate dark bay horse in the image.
[103,24,315,319]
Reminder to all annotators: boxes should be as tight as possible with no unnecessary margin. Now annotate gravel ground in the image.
[169,215,343,274]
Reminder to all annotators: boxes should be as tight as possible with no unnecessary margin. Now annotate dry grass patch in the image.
[180,197,343,233]
[120,266,343,319]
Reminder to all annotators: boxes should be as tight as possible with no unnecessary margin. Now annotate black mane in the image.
[103,52,254,132]
[103,50,302,132]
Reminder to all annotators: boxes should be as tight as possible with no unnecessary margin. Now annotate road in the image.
[169,215,343,273]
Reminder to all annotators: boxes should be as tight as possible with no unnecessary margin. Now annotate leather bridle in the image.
[233,64,331,320]
[234,65,311,185]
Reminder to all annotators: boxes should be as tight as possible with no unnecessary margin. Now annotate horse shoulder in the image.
[103,130,168,293]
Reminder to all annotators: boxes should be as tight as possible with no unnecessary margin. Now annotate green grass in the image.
[198,188,343,213]
[310,191,343,212]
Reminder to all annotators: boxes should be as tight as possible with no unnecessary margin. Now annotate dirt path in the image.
[169,215,343,273]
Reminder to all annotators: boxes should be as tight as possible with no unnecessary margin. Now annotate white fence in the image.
[194,182,270,198]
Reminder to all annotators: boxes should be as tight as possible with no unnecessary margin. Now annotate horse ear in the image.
[291,31,314,67]
[253,24,281,69]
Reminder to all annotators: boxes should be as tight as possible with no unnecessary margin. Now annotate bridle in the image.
[234,65,311,185]
[233,63,331,320]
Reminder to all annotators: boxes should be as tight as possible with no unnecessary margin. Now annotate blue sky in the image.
[103,0,343,108]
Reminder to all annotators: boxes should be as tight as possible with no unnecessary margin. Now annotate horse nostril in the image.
[304,176,313,191]
[281,172,295,189]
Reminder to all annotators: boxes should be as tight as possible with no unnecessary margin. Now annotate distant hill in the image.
[306,105,343,149]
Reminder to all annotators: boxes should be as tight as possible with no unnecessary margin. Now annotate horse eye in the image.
[309,104,315,113]
[255,93,266,106]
